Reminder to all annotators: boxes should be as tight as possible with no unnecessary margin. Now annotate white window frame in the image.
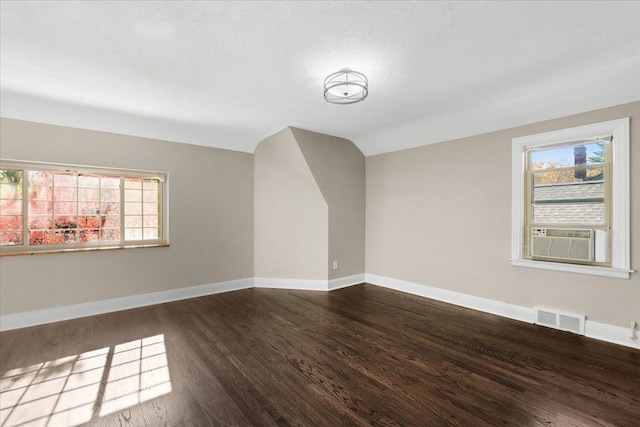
[0,160,169,256]
[511,118,632,279]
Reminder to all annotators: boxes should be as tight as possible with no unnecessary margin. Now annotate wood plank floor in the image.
[1,284,639,426]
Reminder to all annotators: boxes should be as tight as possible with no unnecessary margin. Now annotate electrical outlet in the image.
[332,260,339,270]
[631,321,637,340]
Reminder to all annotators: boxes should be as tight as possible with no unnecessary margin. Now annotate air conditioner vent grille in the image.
[559,314,581,333]
[568,239,590,260]
[530,228,594,262]
[537,310,557,327]
[534,307,585,335]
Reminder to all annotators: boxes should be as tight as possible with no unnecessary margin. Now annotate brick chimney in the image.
[574,145,586,180]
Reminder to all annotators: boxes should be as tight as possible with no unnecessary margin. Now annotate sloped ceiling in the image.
[1,1,639,155]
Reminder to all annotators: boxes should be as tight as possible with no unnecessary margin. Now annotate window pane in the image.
[30,172,53,210]
[54,186,77,201]
[29,201,53,215]
[54,202,77,215]
[143,203,158,215]
[143,190,158,203]
[532,203,605,224]
[54,215,77,229]
[125,228,142,240]
[533,169,575,185]
[78,202,100,215]
[143,228,158,240]
[79,230,100,242]
[0,183,22,199]
[125,178,142,189]
[101,202,120,215]
[0,199,22,215]
[29,215,52,229]
[0,231,22,246]
[125,189,142,202]
[103,216,120,228]
[78,174,100,188]
[0,169,23,184]
[29,230,54,245]
[30,186,52,200]
[0,170,23,200]
[53,173,77,187]
[125,216,142,227]
[78,188,100,202]
[143,180,158,190]
[78,216,101,229]
[101,228,120,241]
[0,177,23,244]
[29,171,52,186]
[101,188,119,202]
[55,230,77,244]
[125,202,142,215]
[143,215,158,227]
[532,166,604,187]
[530,141,606,169]
[0,215,22,231]
[28,170,93,247]
[101,177,120,189]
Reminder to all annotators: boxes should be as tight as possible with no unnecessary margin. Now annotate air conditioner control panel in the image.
[531,228,592,239]
[531,228,547,237]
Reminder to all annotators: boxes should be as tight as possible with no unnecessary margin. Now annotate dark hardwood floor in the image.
[1,284,639,426]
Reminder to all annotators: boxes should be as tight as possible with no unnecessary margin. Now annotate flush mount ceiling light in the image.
[323,68,368,104]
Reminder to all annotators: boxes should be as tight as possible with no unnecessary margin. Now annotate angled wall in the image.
[254,128,329,280]
[254,127,365,284]
[291,128,365,280]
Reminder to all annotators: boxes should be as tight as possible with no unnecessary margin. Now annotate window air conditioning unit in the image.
[530,228,607,263]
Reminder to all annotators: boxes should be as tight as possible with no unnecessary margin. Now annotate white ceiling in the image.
[1,1,639,156]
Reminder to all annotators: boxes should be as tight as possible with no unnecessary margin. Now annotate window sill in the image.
[0,243,169,257]
[510,258,633,279]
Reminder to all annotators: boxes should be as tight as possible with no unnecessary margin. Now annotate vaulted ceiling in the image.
[1,1,639,155]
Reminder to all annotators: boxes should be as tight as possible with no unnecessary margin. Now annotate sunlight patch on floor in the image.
[0,334,171,427]
[99,335,172,417]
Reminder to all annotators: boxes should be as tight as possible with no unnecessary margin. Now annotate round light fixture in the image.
[323,68,368,104]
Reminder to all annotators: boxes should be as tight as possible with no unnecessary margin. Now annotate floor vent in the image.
[534,307,585,335]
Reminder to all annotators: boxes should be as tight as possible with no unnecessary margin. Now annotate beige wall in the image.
[366,101,640,328]
[254,127,366,281]
[3,102,636,328]
[0,118,254,314]
[291,128,366,280]
[254,128,329,280]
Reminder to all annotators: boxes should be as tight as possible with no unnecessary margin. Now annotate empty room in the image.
[1,1,639,426]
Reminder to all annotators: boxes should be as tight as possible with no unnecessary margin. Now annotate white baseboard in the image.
[0,278,254,332]
[329,273,366,290]
[365,273,640,350]
[254,273,366,291]
[365,273,535,324]
[3,272,637,350]
[0,274,365,331]
[254,277,329,291]
[586,320,640,349]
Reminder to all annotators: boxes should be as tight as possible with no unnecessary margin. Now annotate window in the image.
[0,161,168,255]
[511,118,631,279]
[526,138,610,264]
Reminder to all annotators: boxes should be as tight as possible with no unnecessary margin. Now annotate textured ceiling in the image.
[1,1,639,155]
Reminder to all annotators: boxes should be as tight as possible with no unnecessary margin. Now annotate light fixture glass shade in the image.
[324,69,368,104]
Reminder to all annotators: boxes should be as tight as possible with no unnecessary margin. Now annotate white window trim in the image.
[511,118,632,279]
[0,159,169,255]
